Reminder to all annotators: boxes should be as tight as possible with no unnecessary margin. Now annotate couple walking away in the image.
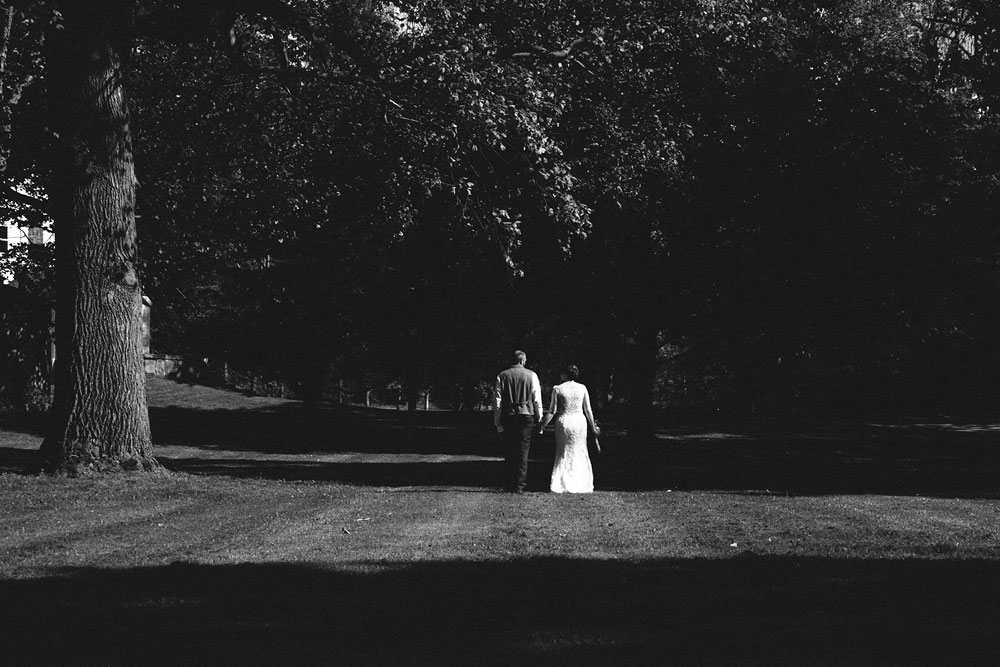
[493,350,601,494]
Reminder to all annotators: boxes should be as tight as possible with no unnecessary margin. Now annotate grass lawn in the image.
[2,378,1000,665]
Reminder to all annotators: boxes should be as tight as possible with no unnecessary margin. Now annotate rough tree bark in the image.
[37,2,157,474]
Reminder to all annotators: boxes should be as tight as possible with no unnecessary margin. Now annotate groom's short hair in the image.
[513,350,527,365]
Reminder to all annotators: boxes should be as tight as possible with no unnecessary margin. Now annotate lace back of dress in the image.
[556,383,584,414]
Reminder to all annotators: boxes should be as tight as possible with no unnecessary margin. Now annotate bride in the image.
[538,364,601,493]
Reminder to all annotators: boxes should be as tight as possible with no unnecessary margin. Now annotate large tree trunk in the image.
[37,2,157,474]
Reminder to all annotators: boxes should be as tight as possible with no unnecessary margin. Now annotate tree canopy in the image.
[2,0,999,471]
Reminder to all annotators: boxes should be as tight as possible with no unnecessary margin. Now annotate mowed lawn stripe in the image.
[356,488,498,560]
[660,492,1000,558]
[0,475,367,574]
[339,489,699,561]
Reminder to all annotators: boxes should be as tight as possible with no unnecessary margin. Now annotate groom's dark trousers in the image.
[502,414,535,492]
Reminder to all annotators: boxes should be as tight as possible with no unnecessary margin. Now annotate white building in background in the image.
[1,222,52,248]
[1,222,54,284]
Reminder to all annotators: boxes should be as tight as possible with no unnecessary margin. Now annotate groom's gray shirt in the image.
[493,364,543,428]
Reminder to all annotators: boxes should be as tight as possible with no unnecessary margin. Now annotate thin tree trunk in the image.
[37,2,157,474]
[406,383,418,411]
[0,6,14,79]
[1,5,18,179]
[299,353,328,408]
[626,323,659,444]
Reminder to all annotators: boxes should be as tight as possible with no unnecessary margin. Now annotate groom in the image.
[493,350,543,493]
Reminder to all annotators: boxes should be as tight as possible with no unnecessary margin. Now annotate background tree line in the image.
[2,1,999,470]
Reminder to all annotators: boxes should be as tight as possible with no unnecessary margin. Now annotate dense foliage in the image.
[3,0,999,430]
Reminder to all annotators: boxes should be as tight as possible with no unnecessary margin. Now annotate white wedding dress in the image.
[549,381,594,493]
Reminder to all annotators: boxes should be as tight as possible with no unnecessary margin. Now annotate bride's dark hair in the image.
[566,364,579,380]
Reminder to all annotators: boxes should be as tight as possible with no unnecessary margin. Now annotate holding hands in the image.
[537,411,552,435]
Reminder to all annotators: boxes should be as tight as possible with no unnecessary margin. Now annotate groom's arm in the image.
[531,373,543,423]
[493,376,503,431]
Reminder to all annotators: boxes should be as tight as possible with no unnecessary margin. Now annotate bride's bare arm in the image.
[583,386,600,435]
[538,387,557,432]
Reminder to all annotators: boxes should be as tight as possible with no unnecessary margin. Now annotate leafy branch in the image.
[1,186,51,216]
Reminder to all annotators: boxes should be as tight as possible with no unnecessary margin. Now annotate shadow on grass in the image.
[157,457,507,488]
[0,445,36,474]
[2,556,998,665]
[150,445,1000,497]
[596,428,1000,499]
[148,403,498,455]
[144,404,1000,497]
[4,401,1000,497]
